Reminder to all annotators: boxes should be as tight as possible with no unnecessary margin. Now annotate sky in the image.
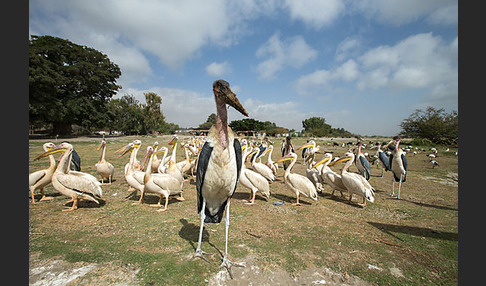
[29,0,458,136]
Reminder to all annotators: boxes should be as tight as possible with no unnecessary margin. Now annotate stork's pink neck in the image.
[215,96,229,149]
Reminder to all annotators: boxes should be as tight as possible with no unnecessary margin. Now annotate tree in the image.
[143,92,165,134]
[106,94,144,134]
[30,35,122,135]
[229,118,265,132]
[198,113,217,130]
[400,106,458,145]
[302,117,331,137]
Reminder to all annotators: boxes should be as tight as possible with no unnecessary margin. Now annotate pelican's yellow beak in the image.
[34,145,66,161]
[329,156,352,166]
[313,156,330,169]
[296,142,315,151]
[276,153,294,163]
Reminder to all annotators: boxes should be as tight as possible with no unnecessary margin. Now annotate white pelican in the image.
[34,142,103,211]
[297,140,320,167]
[386,136,408,199]
[140,145,183,212]
[250,145,275,182]
[29,142,57,203]
[95,139,114,185]
[167,135,184,186]
[264,145,278,176]
[296,141,324,193]
[238,139,270,205]
[313,153,347,198]
[354,141,371,181]
[275,152,318,206]
[331,152,375,207]
[118,142,146,204]
[117,140,142,176]
[151,141,162,173]
[194,79,248,275]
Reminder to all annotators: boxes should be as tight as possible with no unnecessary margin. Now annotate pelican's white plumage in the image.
[34,142,103,211]
[332,152,375,207]
[95,139,114,185]
[29,142,57,203]
[276,152,318,205]
[141,145,183,212]
[313,153,347,198]
[240,141,270,205]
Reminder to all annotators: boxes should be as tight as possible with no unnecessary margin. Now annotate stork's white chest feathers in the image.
[202,131,239,204]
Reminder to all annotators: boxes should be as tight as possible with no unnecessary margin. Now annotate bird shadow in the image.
[367,221,458,241]
[126,193,184,207]
[178,218,222,256]
[232,191,268,203]
[65,198,106,209]
[271,193,312,205]
[390,197,458,211]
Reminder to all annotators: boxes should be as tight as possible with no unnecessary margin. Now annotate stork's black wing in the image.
[400,153,408,182]
[196,141,213,214]
[233,138,243,194]
[359,155,371,180]
[378,151,390,171]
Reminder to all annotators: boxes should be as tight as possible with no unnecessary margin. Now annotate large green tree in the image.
[400,106,458,145]
[302,117,331,137]
[143,92,165,134]
[198,113,217,130]
[106,94,144,135]
[29,35,121,135]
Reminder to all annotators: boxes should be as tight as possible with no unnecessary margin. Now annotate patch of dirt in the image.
[420,172,458,187]
[29,252,140,286]
[208,255,374,286]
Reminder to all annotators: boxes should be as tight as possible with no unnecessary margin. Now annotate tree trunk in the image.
[52,122,73,136]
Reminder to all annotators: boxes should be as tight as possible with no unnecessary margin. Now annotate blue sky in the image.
[29,0,458,136]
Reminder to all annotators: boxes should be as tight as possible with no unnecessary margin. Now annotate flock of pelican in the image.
[30,79,411,276]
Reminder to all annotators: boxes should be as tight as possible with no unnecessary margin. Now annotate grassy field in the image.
[28,135,458,285]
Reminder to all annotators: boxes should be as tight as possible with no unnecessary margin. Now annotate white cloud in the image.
[353,0,458,26]
[284,0,345,29]
[206,61,232,77]
[256,32,317,80]
[295,59,358,93]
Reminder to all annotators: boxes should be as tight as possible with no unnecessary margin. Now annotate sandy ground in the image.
[30,252,376,286]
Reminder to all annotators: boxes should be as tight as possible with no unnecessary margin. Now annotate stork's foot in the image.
[193,248,213,263]
[219,256,245,279]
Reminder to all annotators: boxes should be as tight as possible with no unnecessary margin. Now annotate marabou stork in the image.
[387,136,408,199]
[355,141,371,180]
[194,80,249,276]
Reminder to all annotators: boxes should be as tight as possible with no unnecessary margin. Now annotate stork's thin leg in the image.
[219,200,244,279]
[397,174,403,199]
[194,199,212,262]
[391,179,396,197]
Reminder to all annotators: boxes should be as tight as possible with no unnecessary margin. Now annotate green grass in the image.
[29,135,458,285]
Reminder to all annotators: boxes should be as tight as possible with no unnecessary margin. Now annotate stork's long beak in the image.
[34,145,66,160]
[312,156,330,169]
[214,81,249,117]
